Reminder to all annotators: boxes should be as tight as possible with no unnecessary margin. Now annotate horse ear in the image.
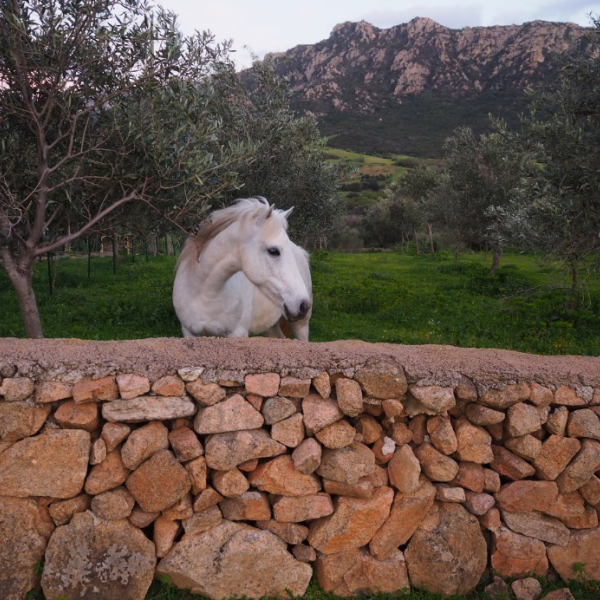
[265,206,274,219]
[283,207,294,220]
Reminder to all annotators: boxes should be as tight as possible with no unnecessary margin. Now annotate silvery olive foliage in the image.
[427,123,534,269]
[220,58,345,246]
[0,0,341,337]
[495,17,600,296]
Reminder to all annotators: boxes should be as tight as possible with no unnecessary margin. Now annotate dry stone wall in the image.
[0,338,599,600]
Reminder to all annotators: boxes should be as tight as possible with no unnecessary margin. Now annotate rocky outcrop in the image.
[264,18,586,116]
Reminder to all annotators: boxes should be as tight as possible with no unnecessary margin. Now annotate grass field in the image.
[1,250,599,356]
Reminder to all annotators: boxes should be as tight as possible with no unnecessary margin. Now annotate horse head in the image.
[239,199,311,322]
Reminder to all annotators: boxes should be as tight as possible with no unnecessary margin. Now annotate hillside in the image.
[265,17,587,156]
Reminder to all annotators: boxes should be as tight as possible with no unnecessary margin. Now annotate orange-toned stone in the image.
[278,376,311,398]
[192,486,223,513]
[478,507,501,530]
[308,486,393,554]
[455,376,478,401]
[312,372,331,399]
[315,547,409,597]
[390,422,413,446]
[101,422,130,452]
[372,436,396,463]
[548,528,600,582]
[388,444,421,493]
[480,382,530,410]
[553,385,587,407]
[126,450,191,512]
[490,445,535,480]
[382,399,405,418]
[212,467,249,498]
[272,493,334,523]
[256,520,309,544]
[335,378,363,417]
[85,449,130,495]
[408,415,427,445]
[154,515,181,558]
[0,377,34,402]
[238,458,259,472]
[560,505,598,529]
[220,491,271,521]
[129,506,160,528]
[116,374,150,400]
[72,376,118,403]
[496,481,559,513]
[186,381,226,406]
[369,477,436,560]
[427,416,458,455]
[530,383,554,407]
[414,443,459,482]
[556,439,600,493]
[545,491,586,520]
[455,419,493,463]
[355,356,407,399]
[161,494,193,521]
[316,420,357,449]
[35,381,72,404]
[168,427,203,462]
[152,375,185,397]
[54,401,100,432]
[271,413,305,448]
[491,527,548,578]
[317,443,376,485]
[451,461,484,492]
[302,394,344,434]
[323,478,373,499]
[534,435,581,480]
[354,415,383,444]
[48,494,91,526]
[182,505,222,536]
[245,373,280,397]
[405,502,487,597]
[121,421,169,470]
[248,455,321,496]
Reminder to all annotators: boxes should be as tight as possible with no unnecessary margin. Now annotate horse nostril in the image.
[299,301,309,317]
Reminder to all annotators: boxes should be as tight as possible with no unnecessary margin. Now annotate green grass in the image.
[1,250,599,355]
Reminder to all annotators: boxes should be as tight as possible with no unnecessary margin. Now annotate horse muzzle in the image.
[284,300,311,323]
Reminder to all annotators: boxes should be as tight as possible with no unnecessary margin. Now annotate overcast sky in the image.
[158,0,599,68]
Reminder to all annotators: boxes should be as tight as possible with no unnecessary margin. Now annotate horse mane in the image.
[175,197,288,274]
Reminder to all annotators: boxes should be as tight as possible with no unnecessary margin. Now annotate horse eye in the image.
[267,247,280,257]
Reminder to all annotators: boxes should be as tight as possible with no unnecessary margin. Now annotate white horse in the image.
[173,197,312,340]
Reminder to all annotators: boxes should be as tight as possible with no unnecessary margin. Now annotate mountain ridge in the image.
[262,17,588,156]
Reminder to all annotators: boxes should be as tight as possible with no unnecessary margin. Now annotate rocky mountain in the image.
[265,18,587,156]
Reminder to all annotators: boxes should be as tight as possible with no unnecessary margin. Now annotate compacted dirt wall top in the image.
[0,337,599,600]
[1,337,599,387]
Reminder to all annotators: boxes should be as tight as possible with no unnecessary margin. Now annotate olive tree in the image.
[497,18,600,305]
[428,124,533,270]
[0,0,248,337]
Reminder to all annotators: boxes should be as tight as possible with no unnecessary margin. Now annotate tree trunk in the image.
[566,262,580,310]
[87,237,92,279]
[1,251,44,338]
[427,223,435,254]
[490,244,503,275]
[112,234,119,274]
[454,242,460,264]
[400,232,405,253]
[166,234,173,256]
[414,228,421,256]
[47,252,53,296]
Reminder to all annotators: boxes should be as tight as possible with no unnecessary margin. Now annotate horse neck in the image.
[191,222,245,293]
